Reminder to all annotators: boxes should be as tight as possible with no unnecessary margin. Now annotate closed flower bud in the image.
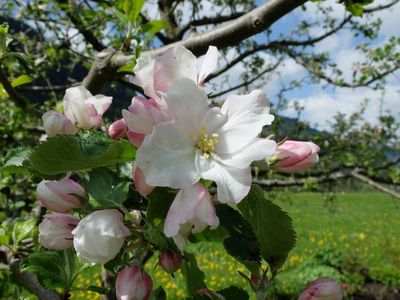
[158,250,182,274]
[116,264,153,300]
[42,110,77,137]
[274,140,320,173]
[108,119,128,140]
[298,278,343,300]
[37,178,84,213]
[72,209,131,264]
[63,85,112,130]
[38,214,79,250]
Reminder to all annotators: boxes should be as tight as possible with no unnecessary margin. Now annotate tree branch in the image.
[351,169,400,198]
[0,67,28,109]
[82,0,308,93]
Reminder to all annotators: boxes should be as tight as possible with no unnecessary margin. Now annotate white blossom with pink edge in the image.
[42,110,77,137]
[136,78,276,204]
[132,163,154,197]
[298,278,343,300]
[108,119,128,140]
[274,140,320,173]
[164,183,219,250]
[116,264,153,300]
[36,178,84,213]
[72,209,131,264]
[38,214,79,250]
[63,85,112,130]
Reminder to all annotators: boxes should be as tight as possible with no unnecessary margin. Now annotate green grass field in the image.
[72,192,400,299]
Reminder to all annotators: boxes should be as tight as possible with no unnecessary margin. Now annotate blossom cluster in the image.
[37,45,322,300]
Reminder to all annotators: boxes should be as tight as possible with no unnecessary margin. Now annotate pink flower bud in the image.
[42,110,77,137]
[274,140,320,173]
[38,214,80,250]
[158,250,182,274]
[116,265,153,300]
[298,278,343,300]
[108,119,128,140]
[133,165,154,197]
[37,178,84,213]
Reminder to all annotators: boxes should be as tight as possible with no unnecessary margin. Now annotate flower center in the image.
[196,127,219,159]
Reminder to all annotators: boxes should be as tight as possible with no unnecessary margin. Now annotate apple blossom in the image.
[108,119,128,140]
[133,164,154,197]
[37,178,84,213]
[38,213,79,250]
[72,209,131,264]
[274,140,320,173]
[298,278,343,300]
[116,264,153,300]
[158,250,182,274]
[42,110,77,137]
[122,46,218,148]
[63,85,112,130]
[136,78,276,204]
[164,183,219,249]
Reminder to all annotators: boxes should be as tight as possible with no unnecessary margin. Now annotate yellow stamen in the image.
[196,127,219,158]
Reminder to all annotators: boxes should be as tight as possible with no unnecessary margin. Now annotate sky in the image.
[144,0,400,131]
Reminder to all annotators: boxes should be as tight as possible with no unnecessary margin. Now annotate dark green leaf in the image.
[181,253,207,296]
[144,228,176,251]
[29,133,135,175]
[150,286,167,300]
[147,188,174,227]
[216,204,261,263]
[217,286,249,300]
[238,185,296,273]
[86,168,130,208]
[21,251,66,289]
[3,147,31,174]
[87,286,109,295]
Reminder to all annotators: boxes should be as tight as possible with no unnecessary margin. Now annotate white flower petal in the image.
[216,90,274,153]
[164,78,209,133]
[198,46,218,85]
[132,55,158,100]
[86,95,112,115]
[218,138,276,168]
[196,155,251,204]
[153,46,197,93]
[136,120,199,188]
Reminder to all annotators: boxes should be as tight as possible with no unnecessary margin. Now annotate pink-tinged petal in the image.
[298,278,343,300]
[163,78,209,133]
[198,46,218,85]
[42,110,77,137]
[132,55,158,101]
[164,184,219,250]
[218,138,276,169]
[127,131,146,148]
[136,120,199,188]
[274,141,320,172]
[217,90,274,154]
[116,265,153,300]
[86,95,112,116]
[196,155,251,204]
[108,119,128,140]
[133,164,154,197]
[122,97,166,135]
[153,46,197,93]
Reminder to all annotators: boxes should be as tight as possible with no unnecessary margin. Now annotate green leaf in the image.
[150,287,167,300]
[147,188,174,227]
[122,0,144,21]
[21,251,66,289]
[216,204,261,263]
[142,20,168,35]
[217,286,249,300]
[29,133,136,175]
[144,228,176,251]
[86,168,130,208]
[11,75,32,87]
[2,147,31,174]
[238,185,296,273]
[12,218,36,248]
[0,23,9,57]
[117,59,136,73]
[181,253,207,296]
